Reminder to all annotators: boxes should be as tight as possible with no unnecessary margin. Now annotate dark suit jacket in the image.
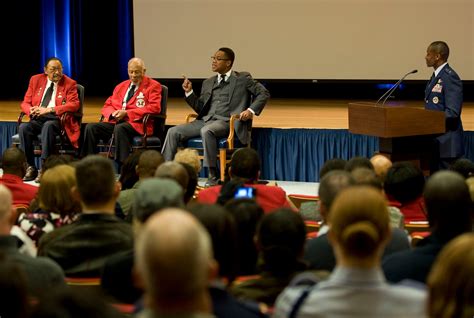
[425,63,464,158]
[304,228,410,272]
[185,71,269,144]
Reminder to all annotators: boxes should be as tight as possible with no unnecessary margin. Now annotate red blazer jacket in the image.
[20,74,80,148]
[101,76,162,135]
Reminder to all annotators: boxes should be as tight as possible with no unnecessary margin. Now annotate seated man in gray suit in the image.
[162,47,270,186]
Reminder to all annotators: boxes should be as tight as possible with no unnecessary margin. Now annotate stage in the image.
[2,98,474,182]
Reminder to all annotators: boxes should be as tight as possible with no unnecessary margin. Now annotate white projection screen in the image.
[134,0,473,80]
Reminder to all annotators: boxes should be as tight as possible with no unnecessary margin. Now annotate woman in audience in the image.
[18,165,81,244]
[231,208,309,307]
[427,233,474,318]
[274,186,426,317]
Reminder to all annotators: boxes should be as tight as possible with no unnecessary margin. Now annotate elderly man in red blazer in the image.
[81,57,162,166]
[19,57,80,181]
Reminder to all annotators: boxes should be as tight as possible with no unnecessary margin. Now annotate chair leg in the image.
[219,149,227,181]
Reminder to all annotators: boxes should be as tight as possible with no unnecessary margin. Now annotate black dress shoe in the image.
[204,176,220,187]
[23,166,38,182]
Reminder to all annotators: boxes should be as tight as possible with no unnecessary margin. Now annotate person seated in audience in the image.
[225,198,264,276]
[383,171,472,284]
[135,208,217,318]
[274,186,426,317]
[102,178,185,304]
[0,147,38,206]
[118,150,144,191]
[427,233,474,318]
[81,57,162,167]
[304,170,409,272]
[155,161,190,196]
[198,148,292,213]
[299,158,346,222]
[174,148,202,175]
[449,157,474,179]
[34,154,74,184]
[344,156,374,172]
[351,167,404,228]
[231,208,310,307]
[17,165,81,245]
[369,154,392,182]
[189,203,266,318]
[384,161,427,222]
[118,150,164,216]
[37,155,133,277]
[178,163,199,204]
[0,255,29,318]
[0,184,65,298]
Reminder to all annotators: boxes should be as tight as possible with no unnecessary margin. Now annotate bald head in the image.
[370,154,392,181]
[135,209,213,305]
[128,57,146,85]
[128,57,145,69]
[155,162,189,191]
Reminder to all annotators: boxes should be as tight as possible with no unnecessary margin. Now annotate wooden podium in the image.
[348,102,445,172]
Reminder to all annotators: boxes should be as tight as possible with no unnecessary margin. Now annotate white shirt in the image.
[41,79,57,108]
[122,82,138,109]
[434,62,448,77]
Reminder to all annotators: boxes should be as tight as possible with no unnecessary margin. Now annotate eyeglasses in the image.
[210,56,229,61]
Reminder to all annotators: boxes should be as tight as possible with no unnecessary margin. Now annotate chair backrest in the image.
[160,85,168,116]
[154,85,168,142]
[76,84,85,124]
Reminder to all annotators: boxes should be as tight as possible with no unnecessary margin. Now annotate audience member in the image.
[300,158,347,222]
[81,57,162,165]
[198,148,291,213]
[34,154,74,183]
[304,170,409,272]
[383,171,472,283]
[225,198,265,276]
[118,150,144,191]
[19,57,80,181]
[369,154,392,182]
[135,208,217,317]
[344,156,374,172]
[231,208,308,307]
[384,161,427,221]
[18,165,81,245]
[0,184,65,297]
[162,47,270,186]
[0,255,30,318]
[0,147,38,206]
[101,178,184,304]
[189,203,265,318]
[427,233,474,318]
[179,162,199,204]
[449,158,474,179]
[155,161,190,194]
[38,155,133,277]
[118,150,164,216]
[175,148,202,174]
[275,186,426,317]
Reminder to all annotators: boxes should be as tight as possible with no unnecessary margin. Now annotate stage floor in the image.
[2,98,474,130]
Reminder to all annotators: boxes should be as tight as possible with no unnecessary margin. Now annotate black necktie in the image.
[219,74,226,87]
[41,82,54,107]
[125,85,136,103]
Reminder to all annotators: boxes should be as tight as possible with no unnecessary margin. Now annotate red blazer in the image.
[101,76,162,135]
[20,74,80,148]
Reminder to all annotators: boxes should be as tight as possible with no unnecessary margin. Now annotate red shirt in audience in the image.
[0,173,38,206]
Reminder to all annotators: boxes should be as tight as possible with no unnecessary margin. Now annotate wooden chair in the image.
[184,114,252,180]
[288,194,319,210]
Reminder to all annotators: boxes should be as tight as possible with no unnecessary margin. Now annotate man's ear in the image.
[44,66,48,75]
[114,181,122,197]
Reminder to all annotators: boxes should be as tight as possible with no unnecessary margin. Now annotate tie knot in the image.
[220,74,226,82]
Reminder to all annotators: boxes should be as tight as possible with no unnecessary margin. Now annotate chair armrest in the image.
[186,113,198,123]
[227,114,240,149]
[17,112,26,129]
[142,113,167,138]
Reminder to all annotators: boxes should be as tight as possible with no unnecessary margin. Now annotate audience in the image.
[274,186,426,317]
[135,208,217,317]
[118,150,143,191]
[155,161,190,195]
[383,170,473,283]
[18,164,81,245]
[0,255,30,318]
[344,156,374,172]
[174,148,202,174]
[231,208,308,307]
[198,148,292,213]
[178,162,199,204]
[225,198,265,276]
[0,147,38,206]
[38,155,133,277]
[449,158,474,179]
[384,161,427,221]
[118,150,164,216]
[34,154,74,184]
[427,233,474,318]
[101,178,185,304]
[369,154,392,182]
[0,184,65,298]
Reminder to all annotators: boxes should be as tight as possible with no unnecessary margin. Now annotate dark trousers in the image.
[161,119,229,168]
[18,114,59,167]
[81,122,140,163]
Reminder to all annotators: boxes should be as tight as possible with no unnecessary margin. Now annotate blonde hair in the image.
[427,233,474,318]
[329,186,390,258]
[174,148,201,173]
[38,165,81,215]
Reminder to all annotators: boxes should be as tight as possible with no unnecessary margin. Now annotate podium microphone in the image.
[376,69,418,105]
